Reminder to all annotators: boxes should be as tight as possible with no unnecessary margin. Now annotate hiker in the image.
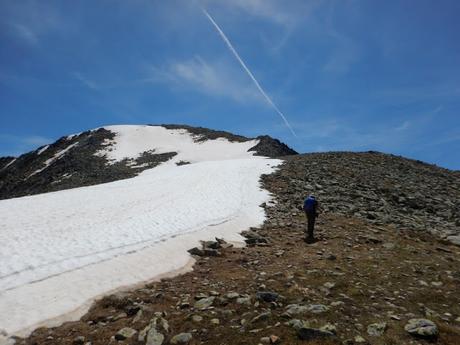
[303,195,319,243]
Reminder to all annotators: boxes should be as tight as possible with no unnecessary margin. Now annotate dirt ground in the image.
[18,211,460,345]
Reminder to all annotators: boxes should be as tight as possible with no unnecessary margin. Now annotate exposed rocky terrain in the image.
[0,125,297,200]
[269,152,460,246]
[17,152,460,345]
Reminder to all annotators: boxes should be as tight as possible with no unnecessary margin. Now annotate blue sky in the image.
[1,0,459,169]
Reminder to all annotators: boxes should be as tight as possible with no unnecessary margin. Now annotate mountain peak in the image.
[0,124,297,199]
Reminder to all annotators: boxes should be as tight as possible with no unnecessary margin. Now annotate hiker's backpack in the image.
[303,197,316,213]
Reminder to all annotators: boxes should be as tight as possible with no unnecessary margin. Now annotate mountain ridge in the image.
[0,124,297,200]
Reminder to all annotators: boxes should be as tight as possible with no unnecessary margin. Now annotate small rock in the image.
[73,336,85,345]
[404,318,438,339]
[269,335,280,344]
[210,318,220,325]
[146,328,164,345]
[192,315,203,323]
[194,296,215,309]
[226,292,240,299]
[170,332,193,344]
[256,291,279,302]
[297,327,334,341]
[188,247,204,256]
[115,327,137,341]
[308,304,329,313]
[383,242,395,250]
[320,323,337,334]
[113,312,127,321]
[447,235,460,246]
[324,282,335,289]
[132,309,143,323]
[331,301,345,307]
[236,296,251,305]
[354,335,368,343]
[251,312,271,323]
[367,322,387,336]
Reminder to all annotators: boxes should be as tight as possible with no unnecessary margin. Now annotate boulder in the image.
[404,318,438,339]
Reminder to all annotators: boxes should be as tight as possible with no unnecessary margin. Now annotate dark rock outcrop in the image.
[249,135,297,157]
[0,128,176,200]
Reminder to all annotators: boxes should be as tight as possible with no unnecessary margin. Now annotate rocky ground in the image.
[15,152,460,345]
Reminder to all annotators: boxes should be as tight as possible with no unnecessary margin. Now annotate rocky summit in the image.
[17,151,460,345]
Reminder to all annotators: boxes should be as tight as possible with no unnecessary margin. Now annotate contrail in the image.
[202,8,297,137]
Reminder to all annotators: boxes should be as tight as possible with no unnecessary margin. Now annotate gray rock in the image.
[286,319,309,330]
[367,322,387,336]
[297,327,335,341]
[146,327,164,345]
[115,327,137,340]
[170,332,193,344]
[236,296,251,305]
[404,318,438,339]
[192,315,203,322]
[354,335,368,343]
[256,291,279,302]
[447,235,460,246]
[188,247,204,256]
[251,312,271,323]
[194,296,215,309]
[284,303,329,316]
[73,336,85,345]
[226,292,240,299]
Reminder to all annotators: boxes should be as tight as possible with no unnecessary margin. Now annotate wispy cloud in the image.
[73,72,99,90]
[148,56,262,103]
[322,2,361,74]
[4,1,63,45]
[395,120,410,131]
[12,23,39,45]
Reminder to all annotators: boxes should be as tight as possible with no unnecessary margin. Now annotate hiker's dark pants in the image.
[305,212,316,240]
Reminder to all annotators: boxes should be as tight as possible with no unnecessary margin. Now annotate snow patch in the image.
[37,145,49,155]
[95,125,259,165]
[26,142,79,179]
[1,159,16,171]
[0,157,280,338]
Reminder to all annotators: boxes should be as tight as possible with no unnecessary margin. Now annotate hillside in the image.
[0,125,297,200]
[13,152,460,345]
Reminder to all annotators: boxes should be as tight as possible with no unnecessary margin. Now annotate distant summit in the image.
[0,124,297,199]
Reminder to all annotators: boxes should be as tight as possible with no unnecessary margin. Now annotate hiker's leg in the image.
[307,214,315,240]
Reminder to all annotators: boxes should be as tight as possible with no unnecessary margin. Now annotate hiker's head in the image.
[309,195,315,199]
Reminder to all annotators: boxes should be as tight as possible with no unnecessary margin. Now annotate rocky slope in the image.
[0,125,297,200]
[268,152,460,246]
[17,152,460,345]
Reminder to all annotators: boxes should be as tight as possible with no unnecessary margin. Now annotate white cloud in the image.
[148,56,263,103]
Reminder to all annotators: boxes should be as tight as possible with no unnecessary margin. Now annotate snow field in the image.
[95,125,259,164]
[0,157,280,339]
